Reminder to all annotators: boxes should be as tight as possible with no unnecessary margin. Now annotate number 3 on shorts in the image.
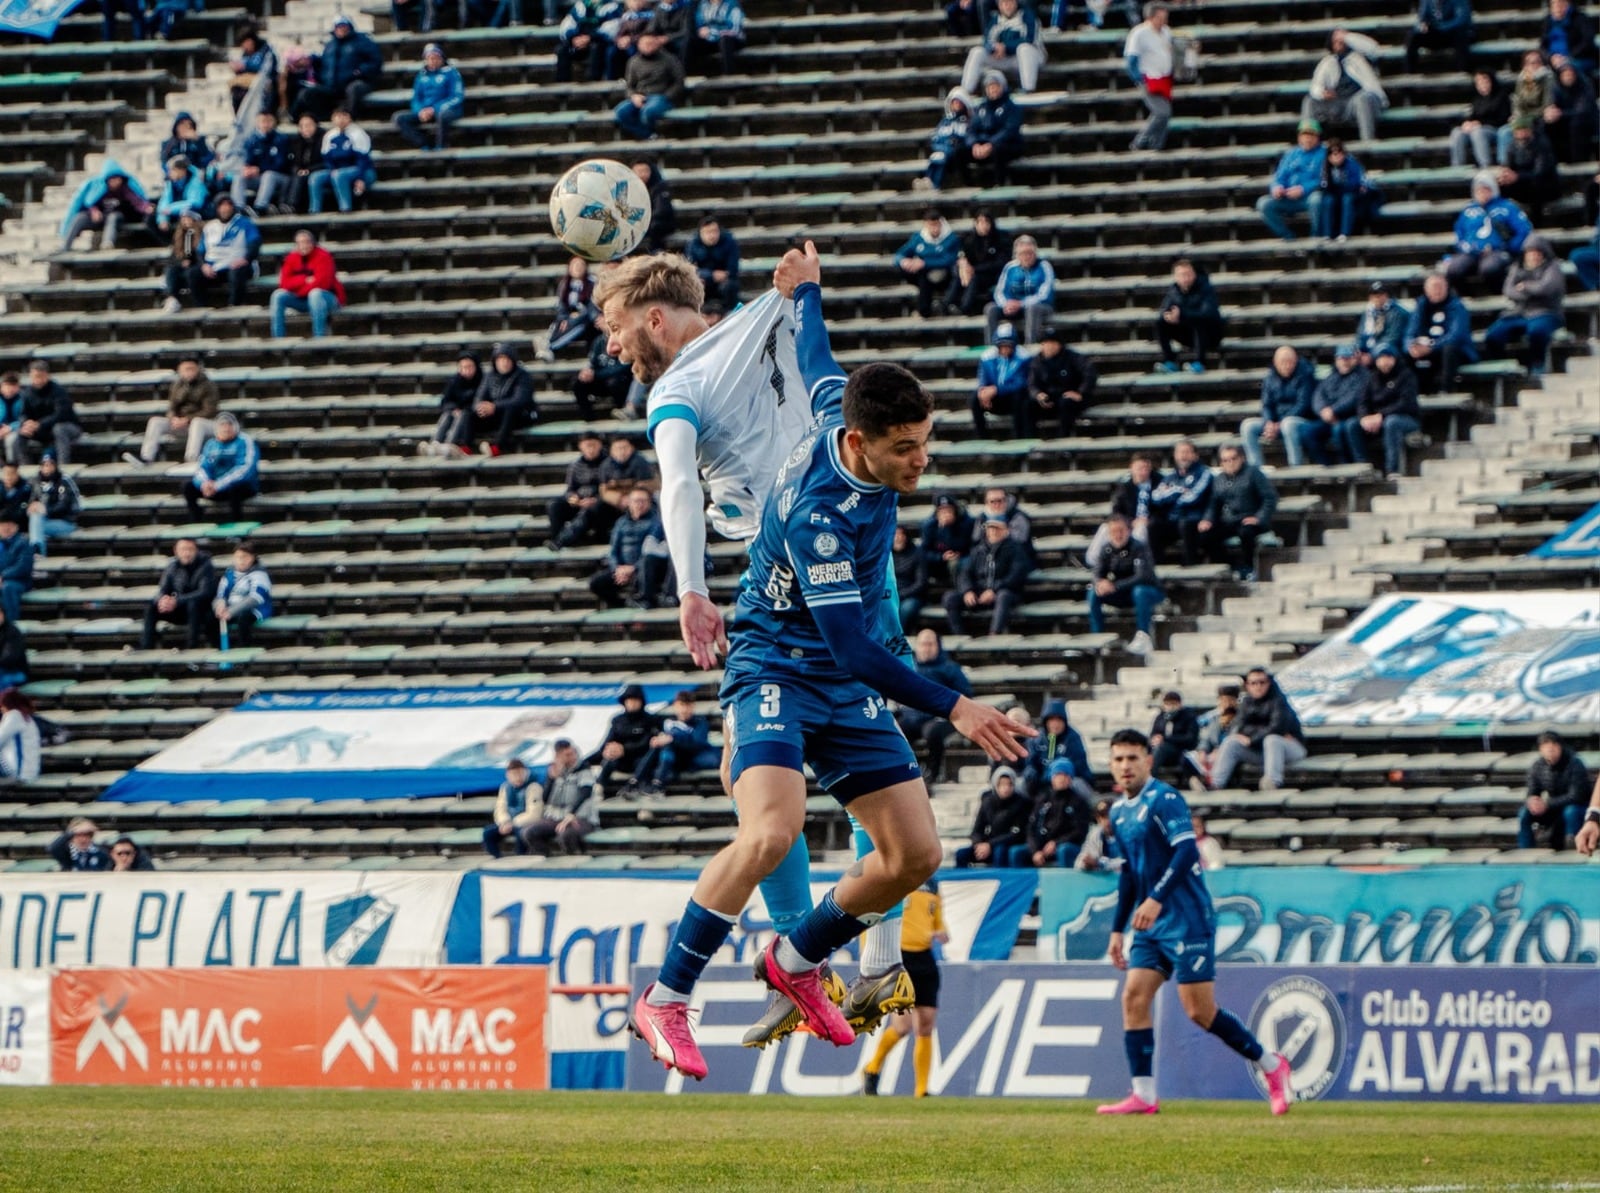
[758,683,782,719]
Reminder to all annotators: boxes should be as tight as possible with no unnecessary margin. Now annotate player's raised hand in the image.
[679,591,728,671]
[773,239,822,298]
[949,695,1036,762]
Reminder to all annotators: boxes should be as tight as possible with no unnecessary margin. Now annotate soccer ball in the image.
[548,159,652,262]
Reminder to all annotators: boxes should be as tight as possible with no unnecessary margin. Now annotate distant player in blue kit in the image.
[628,244,1031,1080]
[1098,728,1292,1116]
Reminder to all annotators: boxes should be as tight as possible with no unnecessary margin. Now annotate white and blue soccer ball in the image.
[548,159,652,262]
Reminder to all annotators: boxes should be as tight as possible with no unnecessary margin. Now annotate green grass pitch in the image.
[0,1088,1594,1192]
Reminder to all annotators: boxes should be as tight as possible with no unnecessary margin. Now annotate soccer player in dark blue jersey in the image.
[629,244,1031,1080]
[1098,728,1293,1116]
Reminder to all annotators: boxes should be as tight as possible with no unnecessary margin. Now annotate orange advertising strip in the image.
[52,967,547,1091]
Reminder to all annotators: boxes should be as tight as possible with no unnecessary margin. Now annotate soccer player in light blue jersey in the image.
[1098,728,1293,1116]
[628,245,1031,1080]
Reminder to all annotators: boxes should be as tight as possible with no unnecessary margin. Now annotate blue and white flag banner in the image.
[0,871,461,971]
[103,683,681,803]
[0,0,85,37]
[1037,866,1600,967]
[1277,591,1600,727]
[1532,501,1600,558]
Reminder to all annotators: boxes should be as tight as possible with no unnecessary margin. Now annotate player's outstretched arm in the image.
[810,602,1033,762]
[775,242,847,406]
[652,418,725,669]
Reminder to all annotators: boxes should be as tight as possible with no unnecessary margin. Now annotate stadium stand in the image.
[0,0,1593,876]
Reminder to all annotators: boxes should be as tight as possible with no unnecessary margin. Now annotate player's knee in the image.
[736,823,801,872]
[1183,998,1214,1027]
[893,837,944,887]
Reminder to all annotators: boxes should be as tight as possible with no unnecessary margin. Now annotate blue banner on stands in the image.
[102,683,681,803]
[1036,866,1600,967]
[0,0,85,38]
[624,962,1129,1097]
[1159,965,1600,1104]
[1532,501,1600,557]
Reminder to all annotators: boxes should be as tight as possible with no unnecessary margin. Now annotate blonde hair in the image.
[592,253,705,313]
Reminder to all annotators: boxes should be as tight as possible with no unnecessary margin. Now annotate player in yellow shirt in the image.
[861,877,947,1098]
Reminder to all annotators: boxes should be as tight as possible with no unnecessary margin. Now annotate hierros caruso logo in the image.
[1247,975,1347,1102]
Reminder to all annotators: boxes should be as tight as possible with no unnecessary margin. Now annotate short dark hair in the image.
[673,690,696,703]
[27,360,48,373]
[698,215,720,229]
[231,539,258,561]
[1109,728,1151,752]
[1132,451,1159,469]
[842,363,934,440]
[1217,683,1241,698]
[922,207,942,222]
[1246,667,1271,681]
[1107,513,1131,528]
[1325,136,1345,154]
[1162,690,1182,703]
[0,373,15,386]
[1537,730,1563,747]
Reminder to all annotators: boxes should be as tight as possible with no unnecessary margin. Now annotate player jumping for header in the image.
[627,244,1032,1079]
[1098,727,1292,1116]
[595,252,920,1042]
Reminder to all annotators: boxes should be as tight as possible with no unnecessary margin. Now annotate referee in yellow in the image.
[861,876,948,1097]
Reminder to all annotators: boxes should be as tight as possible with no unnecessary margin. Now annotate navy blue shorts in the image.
[1129,934,1216,985]
[722,669,920,804]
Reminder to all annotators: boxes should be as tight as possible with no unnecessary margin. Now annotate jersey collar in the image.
[825,428,883,493]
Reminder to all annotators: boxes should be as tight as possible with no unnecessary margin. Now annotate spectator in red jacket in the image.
[269,228,346,337]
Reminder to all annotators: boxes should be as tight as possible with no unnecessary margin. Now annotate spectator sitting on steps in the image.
[212,540,272,647]
[183,413,260,523]
[894,209,963,319]
[1018,758,1094,868]
[893,628,972,787]
[0,606,28,690]
[985,234,1054,346]
[1087,513,1161,658]
[1206,666,1306,791]
[1240,345,1317,470]
[954,765,1030,868]
[457,341,537,458]
[1025,323,1097,438]
[11,361,81,468]
[419,350,483,458]
[523,739,599,856]
[961,0,1046,95]
[483,758,541,858]
[50,817,109,870]
[1155,257,1222,373]
[1198,443,1277,581]
[965,71,1026,188]
[0,512,32,628]
[1021,697,1093,801]
[585,683,663,797]
[943,513,1029,637]
[139,537,215,650]
[631,690,720,794]
[1301,28,1387,143]
[1520,729,1592,850]
[1148,689,1199,778]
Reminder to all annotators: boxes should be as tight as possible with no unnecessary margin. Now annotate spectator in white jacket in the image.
[212,541,272,646]
[483,758,543,857]
[1302,28,1387,143]
[984,234,1056,345]
[0,687,41,781]
[163,195,261,313]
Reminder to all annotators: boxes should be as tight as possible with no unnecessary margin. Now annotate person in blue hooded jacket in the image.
[231,110,296,214]
[147,155,210,244]
[1442,171,1533,291]
[1404,271,1477,392]
[969,322,1033,437]
[895,209,963,318]
[159,112,214,172]
[1256,119,1328,241]
[60,160,150,251]
[394,43,466,151]
[1312,138,1373,241]
[918,87,974,192]
[1020,698,1093,802]
[966,71,1025,186]
[1240,345,1317,468]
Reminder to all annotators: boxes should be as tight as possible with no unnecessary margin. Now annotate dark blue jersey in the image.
[722,282,951,713]
[1109,777,1215,943]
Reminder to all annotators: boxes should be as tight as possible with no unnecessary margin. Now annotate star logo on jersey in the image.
[813,533,839,558]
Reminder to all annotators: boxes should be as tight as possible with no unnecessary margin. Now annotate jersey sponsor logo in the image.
[753,723,786,732]
[764,562,795,611]
[835,491,860,515]
[808,512,832,525]
[813,533,840,558]
[1247,975,1346,1102]
[806,561,853,586]
[862,696,888,721]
